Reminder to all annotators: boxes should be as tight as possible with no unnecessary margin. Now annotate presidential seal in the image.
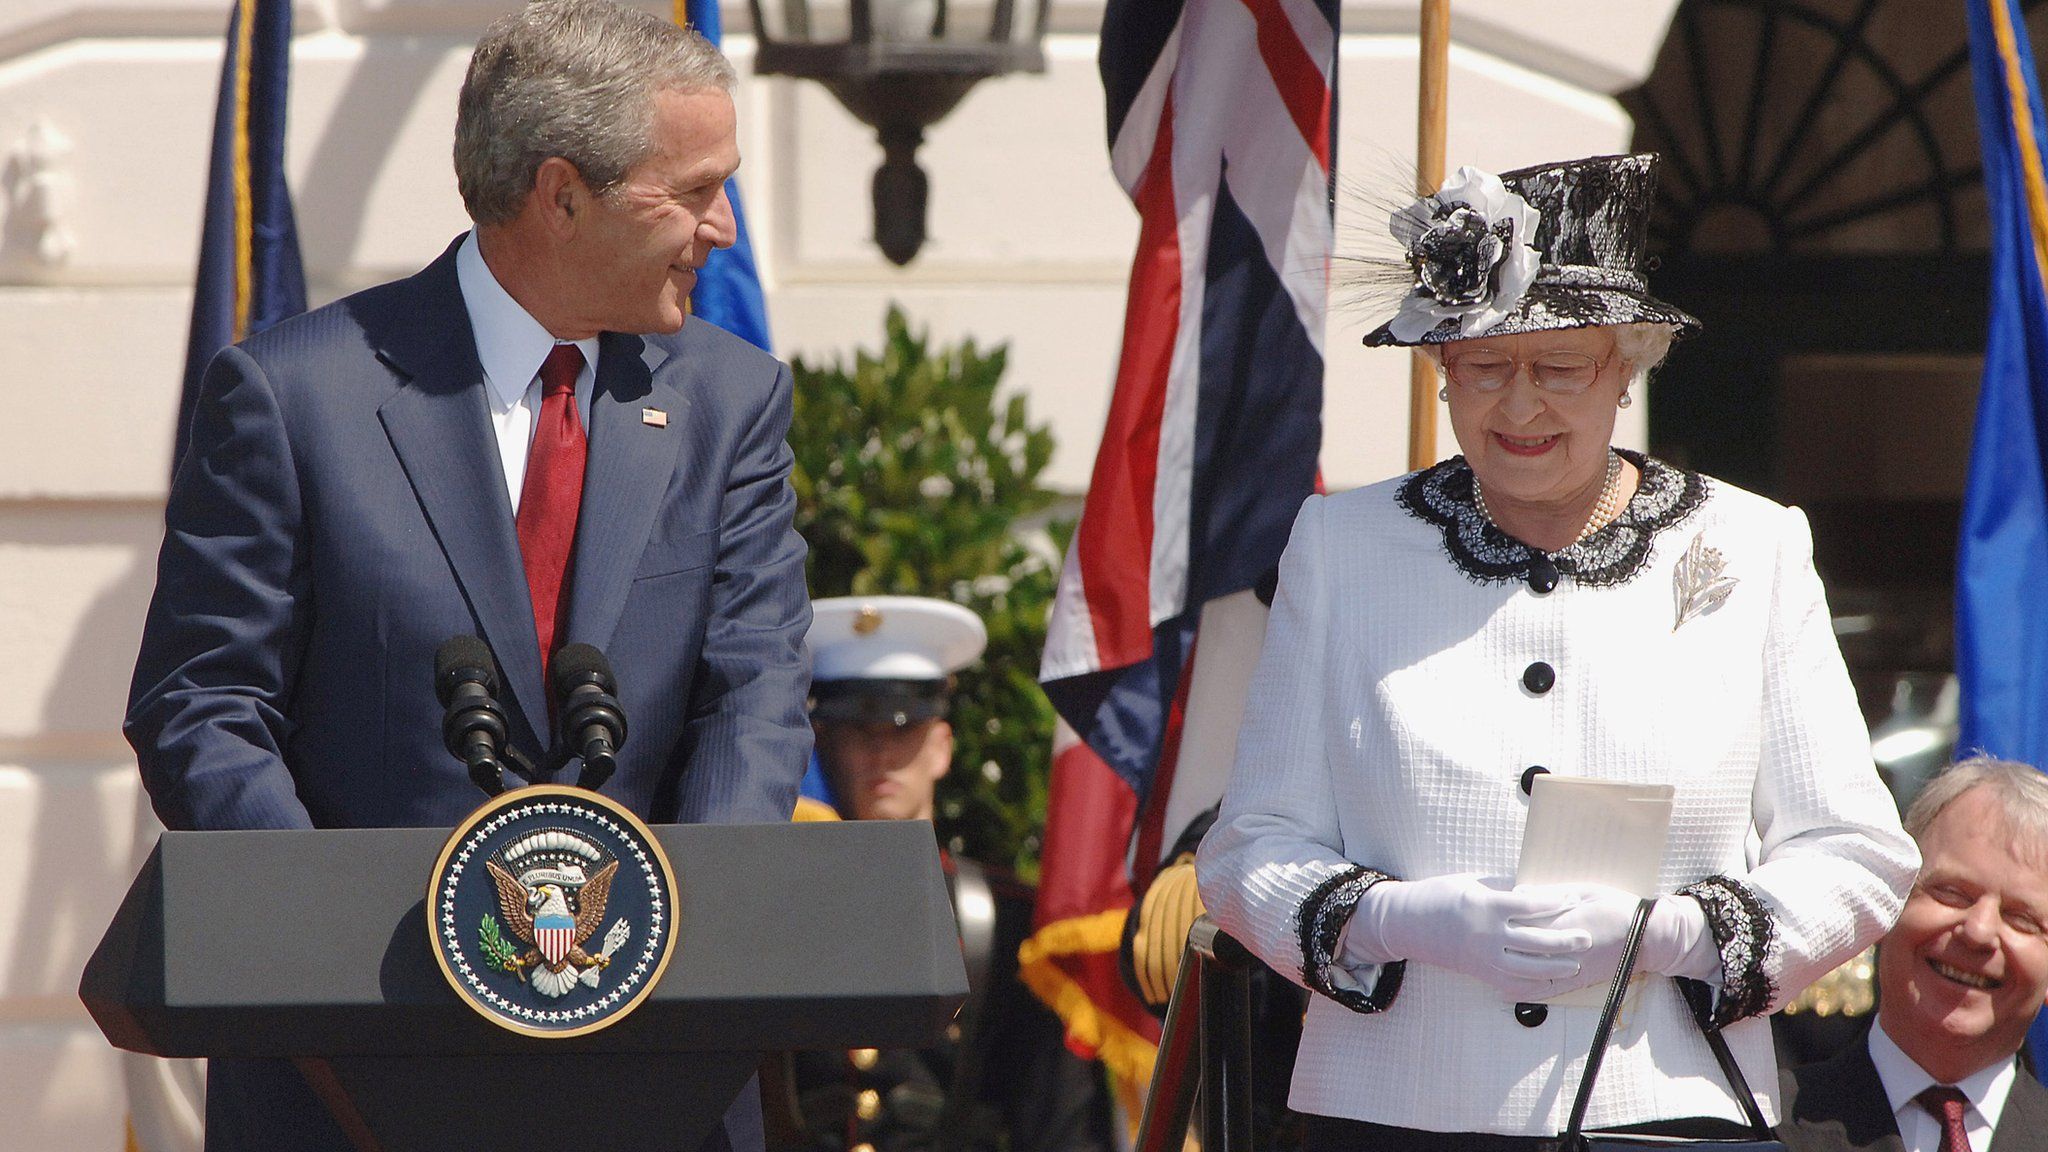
[427,785,677,1038]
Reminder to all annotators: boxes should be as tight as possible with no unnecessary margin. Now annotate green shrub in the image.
[790,306,1071,879]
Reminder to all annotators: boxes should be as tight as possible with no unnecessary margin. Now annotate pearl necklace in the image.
[1473,450,1625,548]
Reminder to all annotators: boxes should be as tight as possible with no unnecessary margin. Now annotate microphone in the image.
[437,635,511,797]
[552,643,627,791]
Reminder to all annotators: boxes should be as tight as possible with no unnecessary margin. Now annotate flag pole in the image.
[1408,0,1450,471]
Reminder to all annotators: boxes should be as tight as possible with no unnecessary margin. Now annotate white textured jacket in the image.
[1195,454,1918,1136]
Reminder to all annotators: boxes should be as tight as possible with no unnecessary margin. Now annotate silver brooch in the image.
[1672,532,1738,632]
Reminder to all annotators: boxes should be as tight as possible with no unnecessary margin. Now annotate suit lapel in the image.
[1793,1035,1907,1152]
[372,246,549,750]
[567,330,686,651]
[1988,1068,2048,1152]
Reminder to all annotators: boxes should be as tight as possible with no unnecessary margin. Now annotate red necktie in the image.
[516,344,587,679]
[1916,1085,1971,1152]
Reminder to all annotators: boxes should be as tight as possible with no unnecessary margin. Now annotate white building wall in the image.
[0,2,1677,1147]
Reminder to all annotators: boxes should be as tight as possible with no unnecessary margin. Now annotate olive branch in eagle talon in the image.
[485,856,619,980]
[478,913,520,973]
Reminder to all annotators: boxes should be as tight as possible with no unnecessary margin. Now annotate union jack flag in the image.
[1025,0,1334,1094]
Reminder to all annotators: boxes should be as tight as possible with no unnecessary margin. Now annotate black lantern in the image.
[746,1,1050,265]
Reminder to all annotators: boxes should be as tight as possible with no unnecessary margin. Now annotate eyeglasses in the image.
[1441,349,1613,395]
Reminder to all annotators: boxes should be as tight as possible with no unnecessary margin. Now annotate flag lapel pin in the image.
[641,407,669,428]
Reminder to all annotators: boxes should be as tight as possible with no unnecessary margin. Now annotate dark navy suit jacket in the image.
[125,237,812,1149]
[1779,1027,2048,1152]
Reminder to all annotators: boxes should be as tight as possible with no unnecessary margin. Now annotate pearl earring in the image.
[1617,392,1633,409]
[1438,385,1449,402]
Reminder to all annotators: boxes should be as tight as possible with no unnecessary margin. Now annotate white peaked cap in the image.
[807,596,988,683]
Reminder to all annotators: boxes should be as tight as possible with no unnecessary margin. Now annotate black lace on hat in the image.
[1360,153,1702,347]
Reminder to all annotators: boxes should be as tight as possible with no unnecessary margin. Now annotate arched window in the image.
[1623,0,2017,256]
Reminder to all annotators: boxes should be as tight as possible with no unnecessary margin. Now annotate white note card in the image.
[1516,775,1674,893]
[1516,775,1676,1006]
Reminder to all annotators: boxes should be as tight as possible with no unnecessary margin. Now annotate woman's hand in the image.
[1516,886,1721,997]
[1341,873,1598,1001]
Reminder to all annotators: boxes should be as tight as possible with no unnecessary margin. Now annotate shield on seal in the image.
[535,913,575,966]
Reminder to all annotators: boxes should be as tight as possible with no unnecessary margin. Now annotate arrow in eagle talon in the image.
[580,919,632,987]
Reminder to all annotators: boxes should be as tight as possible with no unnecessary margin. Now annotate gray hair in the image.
[1905,754,2048,864]
[1609,322,1676,388]
[455,0,736,226]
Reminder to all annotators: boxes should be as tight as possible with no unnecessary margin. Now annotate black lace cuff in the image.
[1296,865,1405,1014]
[1679,875,1778,1027]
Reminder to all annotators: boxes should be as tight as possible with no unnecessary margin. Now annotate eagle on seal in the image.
[486,856,619,998]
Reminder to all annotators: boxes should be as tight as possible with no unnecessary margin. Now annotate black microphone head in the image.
[552,643,616,697]
[436,635,499,705]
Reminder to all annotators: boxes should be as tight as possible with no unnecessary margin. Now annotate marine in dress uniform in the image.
[768,597,1115,1152]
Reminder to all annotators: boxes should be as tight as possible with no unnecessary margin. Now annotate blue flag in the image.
[1960,0,2048,1076]
[682,0,772,352]
[675,2,809,805]
[178,0,306,473]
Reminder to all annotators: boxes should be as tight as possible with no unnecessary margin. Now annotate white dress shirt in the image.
[1870,1012,2015,1152]
[454,231,600,515]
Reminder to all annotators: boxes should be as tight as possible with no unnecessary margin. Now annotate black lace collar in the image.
[1395,450,1707,587]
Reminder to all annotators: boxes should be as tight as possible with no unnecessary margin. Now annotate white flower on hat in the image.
[1387,166,1542,342]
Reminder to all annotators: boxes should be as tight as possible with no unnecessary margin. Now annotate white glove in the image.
[1340,873,1597,1001]
[1514,885,1720,998]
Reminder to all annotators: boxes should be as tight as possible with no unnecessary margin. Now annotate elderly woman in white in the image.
[1195,153,1919,1151]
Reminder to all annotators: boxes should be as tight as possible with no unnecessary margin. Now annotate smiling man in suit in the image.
[1780,756,2048,1152]
[124,2,810,1148]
